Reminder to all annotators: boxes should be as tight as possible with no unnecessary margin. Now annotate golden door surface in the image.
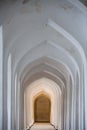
[34,94,51,123]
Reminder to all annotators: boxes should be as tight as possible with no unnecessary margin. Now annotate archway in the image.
[2,0,87,129]
[34,94,51,123]
[24,78,61,129]
[10,38,87,130]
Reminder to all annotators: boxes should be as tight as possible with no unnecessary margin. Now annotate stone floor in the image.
[30,123,55,130]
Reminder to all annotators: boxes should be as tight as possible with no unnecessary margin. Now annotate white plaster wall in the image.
[0,0,87,130]
[0,26,3,130]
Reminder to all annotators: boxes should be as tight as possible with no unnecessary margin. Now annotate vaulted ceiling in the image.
[1,1,87,130]
[79,0,87,6]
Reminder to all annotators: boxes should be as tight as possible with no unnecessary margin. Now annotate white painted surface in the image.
[0,0,87,130]
[7,54,11,130]
[0,26,3,130]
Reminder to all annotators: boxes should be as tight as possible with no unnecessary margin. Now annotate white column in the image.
[15,77,21,130]
[7,54,11,130]
[71,78,74,130]
[15,73,17,130]
[84,63,87,130]
[17,81,20,130]
[0,26,3,130]
[66,76,70,130]
[24,92,27,130]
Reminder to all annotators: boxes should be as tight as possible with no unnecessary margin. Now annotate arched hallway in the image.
[0,0,87,130]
